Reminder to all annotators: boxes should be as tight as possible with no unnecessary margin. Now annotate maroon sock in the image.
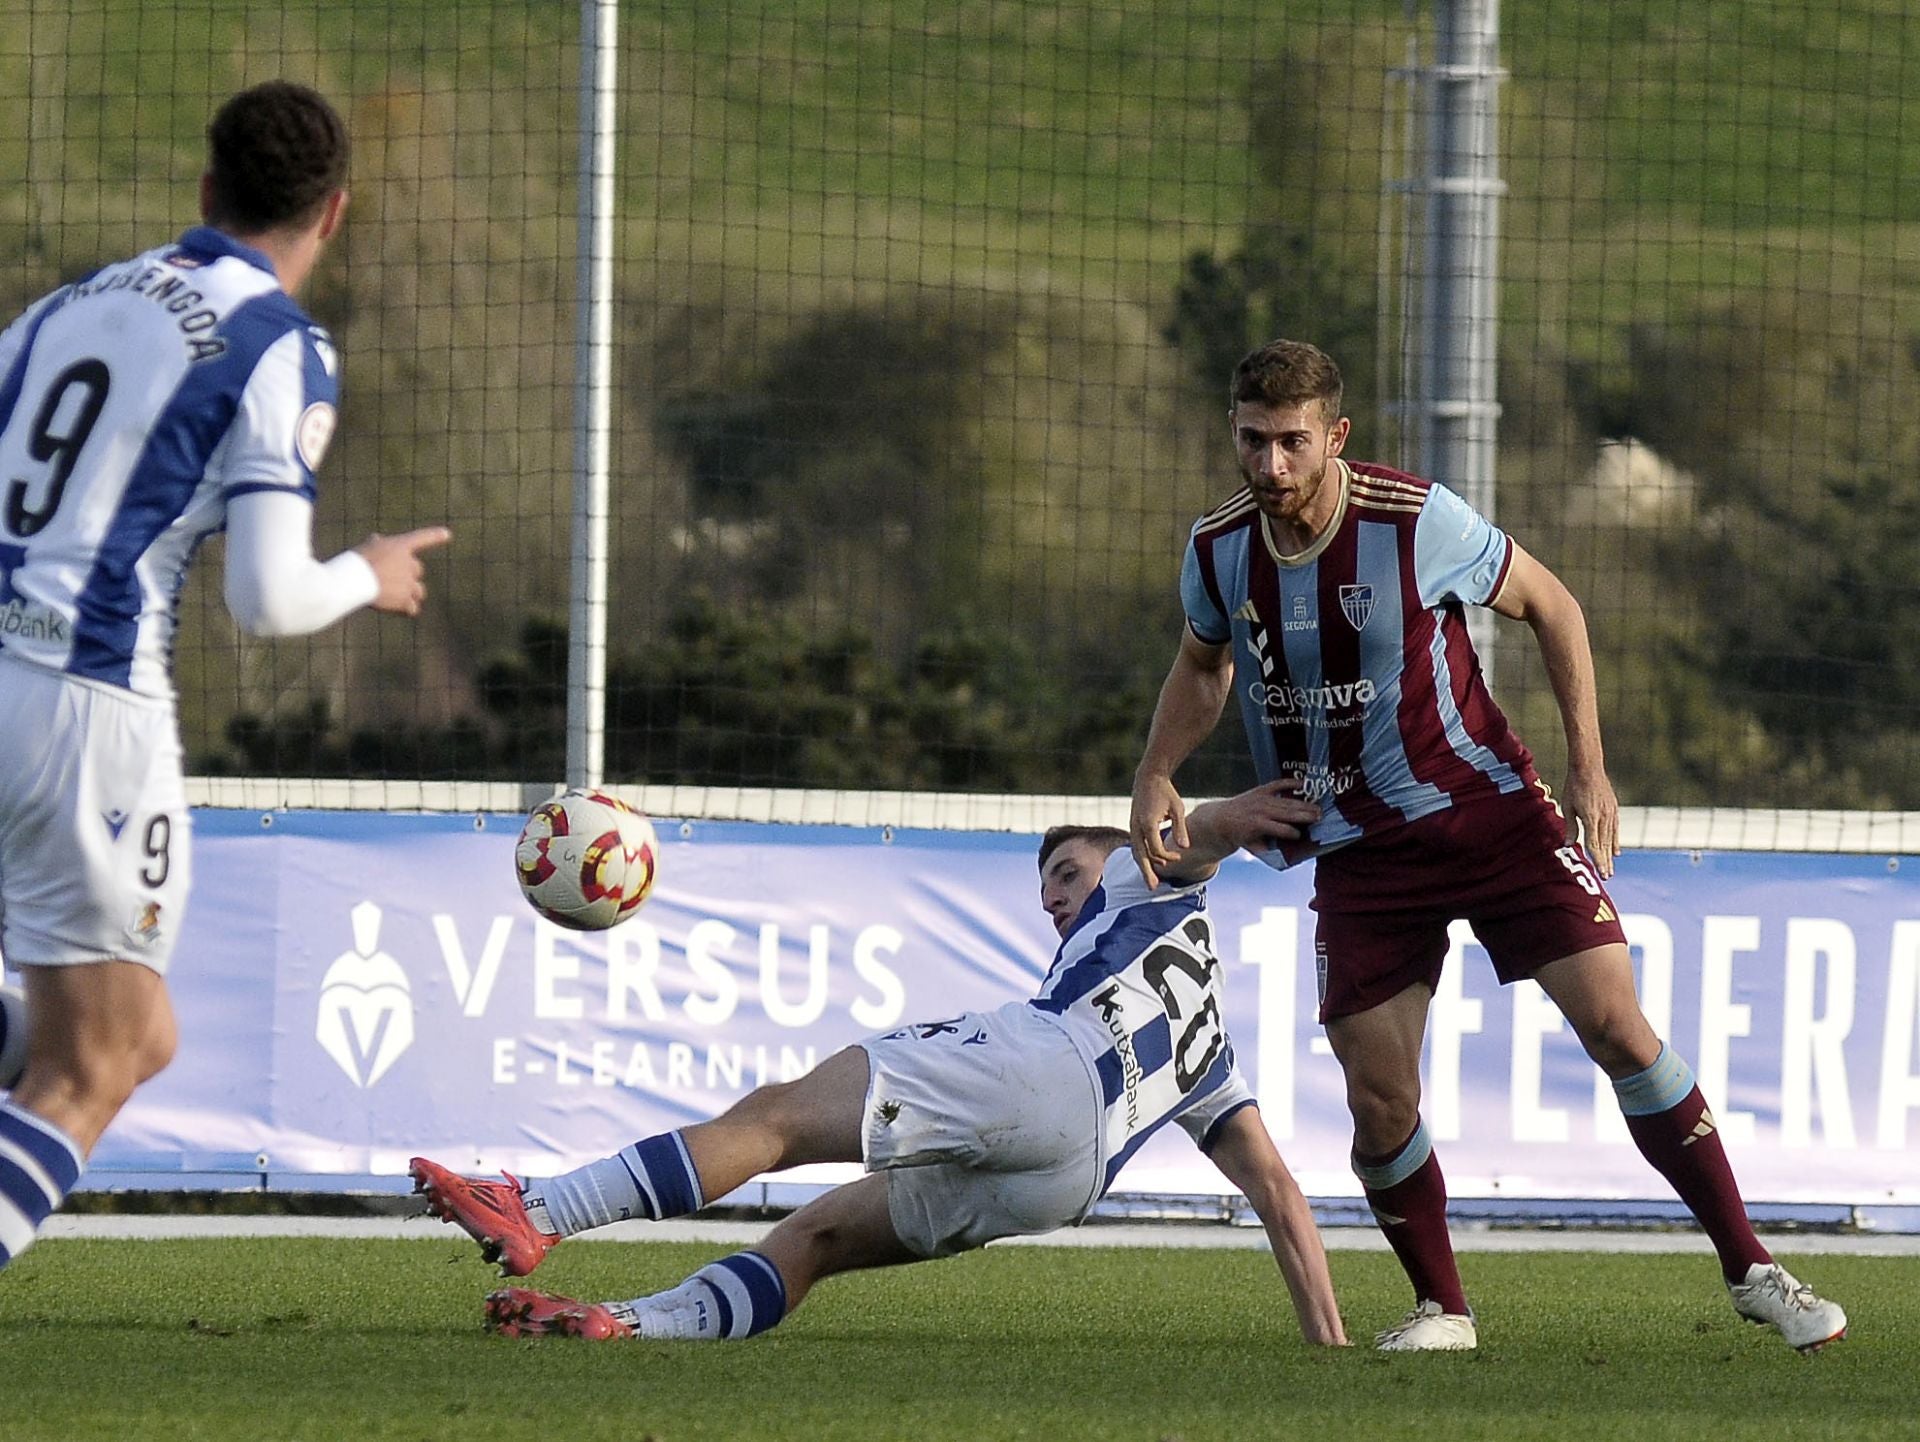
[1355,1126,1469,1315]
[1623,1085,1771,1284]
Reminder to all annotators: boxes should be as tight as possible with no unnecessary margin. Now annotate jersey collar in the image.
[174,226,280,279]
[1260,457,1351,567]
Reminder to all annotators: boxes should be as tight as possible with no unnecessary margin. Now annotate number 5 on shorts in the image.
[1553,844,1601,896]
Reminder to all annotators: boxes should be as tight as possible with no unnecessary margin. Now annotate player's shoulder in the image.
[227,301,338,398]
[1093,847,1206,915]
[1190,485,1260,542]
[223,284,317,345]
[161,229,320,338]
[1346,461,1432,517]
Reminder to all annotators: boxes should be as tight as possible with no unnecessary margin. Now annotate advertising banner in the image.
[82,811,1920,1207]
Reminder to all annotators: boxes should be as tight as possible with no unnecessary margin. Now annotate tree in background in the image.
[1568,279,1920,808]
[1162,47,1384,425]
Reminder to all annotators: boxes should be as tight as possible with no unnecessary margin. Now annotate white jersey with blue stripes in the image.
[0,227,339,698]
[1029,851,1254,1192]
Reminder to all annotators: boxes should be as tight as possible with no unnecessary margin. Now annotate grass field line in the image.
[38,1214,1920,1254]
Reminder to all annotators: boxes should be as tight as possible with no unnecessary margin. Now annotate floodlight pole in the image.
[568,0,618,790]
[1418,0,1506,671]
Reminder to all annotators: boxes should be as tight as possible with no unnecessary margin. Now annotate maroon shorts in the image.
[1311,784,1627,1021]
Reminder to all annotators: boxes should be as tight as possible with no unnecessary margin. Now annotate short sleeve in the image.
[1180,530,1230,644]
[1175,1051,1256,1151]
[1413,482,1511,608]
[218,324,341,503]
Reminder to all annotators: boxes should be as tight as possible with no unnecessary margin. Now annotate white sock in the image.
[613,1251,788,1341]
[520,1130,705,1237]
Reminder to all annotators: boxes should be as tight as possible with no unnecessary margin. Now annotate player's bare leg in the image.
[1326,983,1429,1156]
[1530,944,1660,1076]
[0,960,175,1270]
[754,1172,917,1312]
[1535,945,1846,1352]
[1326,983,1474,1350]
[487,1173,915,1342]
[415,1044,871,1274]
[10,961,176,1153]
[679,1043,870,1189]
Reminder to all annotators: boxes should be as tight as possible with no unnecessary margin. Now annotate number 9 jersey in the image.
[0,226,337,697]
[1028,850,1255,1196]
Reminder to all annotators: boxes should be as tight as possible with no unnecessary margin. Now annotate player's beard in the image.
[1243,453,1328,524]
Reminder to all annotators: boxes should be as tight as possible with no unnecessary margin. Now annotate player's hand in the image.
[1129,770,1188,889]
[1209,777,1321,853]
[1563,765,1621,878]
[357,526,453,617]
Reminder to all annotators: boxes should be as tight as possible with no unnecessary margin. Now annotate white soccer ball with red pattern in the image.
[514,789,659,931]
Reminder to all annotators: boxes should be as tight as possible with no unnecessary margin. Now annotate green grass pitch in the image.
[1,1239,1913,1442]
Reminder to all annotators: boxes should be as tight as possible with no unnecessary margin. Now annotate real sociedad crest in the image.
[1338,584,1375,631]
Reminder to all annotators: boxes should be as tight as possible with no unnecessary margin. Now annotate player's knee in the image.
[1570,1008,1656,1076]
[1346,1086,1420,1151]
[726,1078,809,1152]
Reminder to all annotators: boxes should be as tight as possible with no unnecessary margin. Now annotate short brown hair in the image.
[205,82,350,233]
[1231,339,1343,424]
[1037,824,1129,874]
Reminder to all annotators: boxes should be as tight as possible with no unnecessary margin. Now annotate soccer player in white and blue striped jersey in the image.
[412,781,1347,1346]
[0,83,450,1273]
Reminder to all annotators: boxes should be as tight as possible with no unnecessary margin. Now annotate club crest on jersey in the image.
[1338,584,1375,631]
[297,401,337,471]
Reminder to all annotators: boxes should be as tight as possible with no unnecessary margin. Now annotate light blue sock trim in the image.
[1613,1042,1696,1117]
[1352,1119,1433,1191]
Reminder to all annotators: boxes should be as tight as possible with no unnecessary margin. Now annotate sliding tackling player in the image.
[412,782,1347,1346]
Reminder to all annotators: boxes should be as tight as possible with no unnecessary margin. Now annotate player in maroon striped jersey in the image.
[1129,339,1845,1354]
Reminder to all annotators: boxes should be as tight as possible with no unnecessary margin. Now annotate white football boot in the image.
[1375,1299,1478,1352]
[1728,1262,1847,1353]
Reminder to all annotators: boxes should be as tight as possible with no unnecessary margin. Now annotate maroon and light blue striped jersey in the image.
[1180,459,1535,870]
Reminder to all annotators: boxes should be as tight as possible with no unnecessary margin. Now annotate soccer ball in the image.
[514,789,659,931]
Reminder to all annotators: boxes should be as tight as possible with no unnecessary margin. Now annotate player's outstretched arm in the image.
[1205,1107,1348,1345]
[1161,780,1322,885]
[1130,629,1233,887]
[1488,542,1621,874]
[225,489,450,636]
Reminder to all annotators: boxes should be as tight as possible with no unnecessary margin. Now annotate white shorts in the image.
[0,657,191,974]
[858,1001,1103,1259]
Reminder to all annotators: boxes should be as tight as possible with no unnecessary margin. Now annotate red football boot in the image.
[410,1155,559,1277]
[485,1287,632,1341]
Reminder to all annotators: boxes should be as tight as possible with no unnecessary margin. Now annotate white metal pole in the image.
[567,0,618,790]
[1421,0,1505,672]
